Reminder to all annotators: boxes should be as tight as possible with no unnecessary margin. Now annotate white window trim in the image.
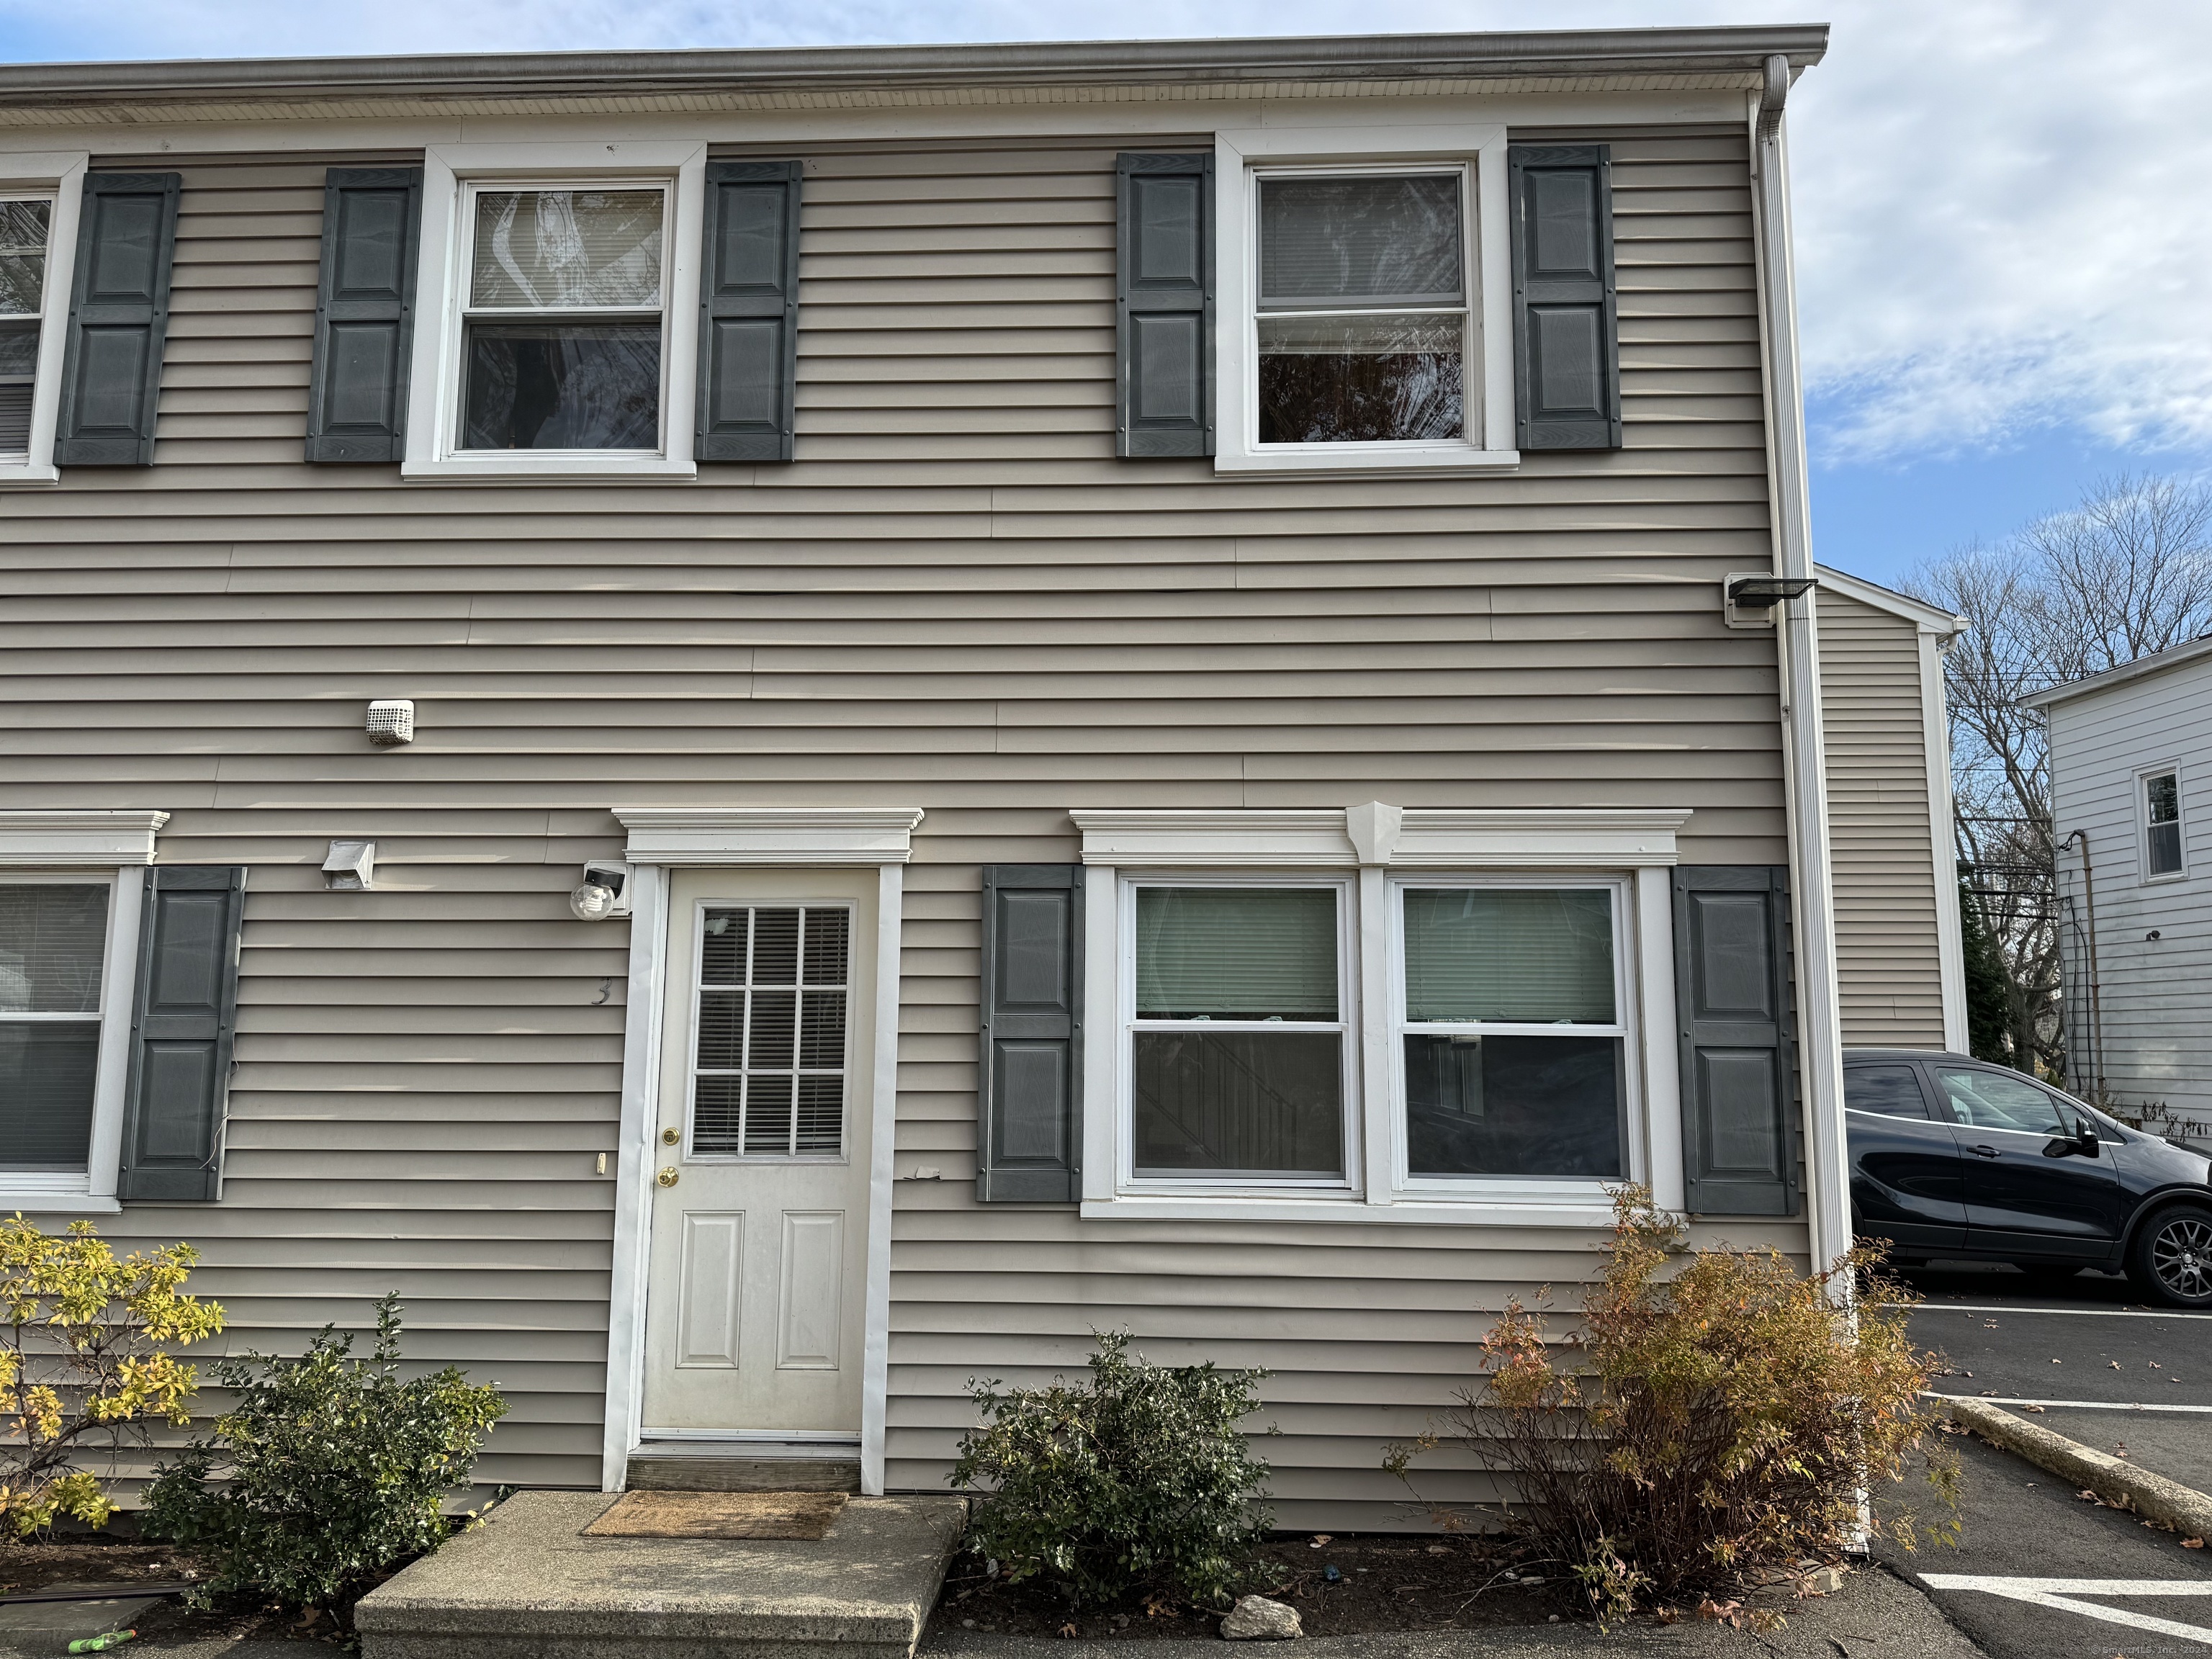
[403,141,706,484]
[1115,873,1362,1200]
[1074,806,1689,1226]
[2138,763,2188,884]
[0,151,88,490]
[1213,125,1516,475]
[0,869,153,1217]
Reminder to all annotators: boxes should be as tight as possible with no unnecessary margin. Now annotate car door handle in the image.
[1970,1144,2000,1158]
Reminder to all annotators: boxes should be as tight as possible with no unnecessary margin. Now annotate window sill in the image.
[401,456,698,483]
[1082,1195,1617,1227]
[0,461,60,487]
[1214,446,1519,477]
[0,1192,121,1216]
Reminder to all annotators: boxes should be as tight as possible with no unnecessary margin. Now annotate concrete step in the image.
[626,1452,860,1493]
[357,1491,966,1659]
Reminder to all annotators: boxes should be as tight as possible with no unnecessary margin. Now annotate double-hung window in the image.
[0,155,84,486]
[1395,883,1629,1184]
[2144,768,2185,880]
[1126,884,1352,1187]
[0,194,51,459]
[1255,171,1468,446]
[0,881,113,1187]
[457,184,670,454]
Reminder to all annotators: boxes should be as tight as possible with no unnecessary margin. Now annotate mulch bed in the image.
[928,1532,1599,1640]
[0,1539,368,1647]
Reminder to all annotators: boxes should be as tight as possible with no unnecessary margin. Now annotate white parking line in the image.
[1890,1303,2212,1321]
[1919,1575,2212,1645]
[1925,1393,2212,1413]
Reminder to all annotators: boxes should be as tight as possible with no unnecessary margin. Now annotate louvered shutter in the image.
[305,167,422,463]
[1508,145,1621,451]
[117,866,245,1202]
[696,159,802,463]
[53,171,181,467]
[1673,866,1797,1217]
[977,865,1083,1202]
[1115,152,1213,458]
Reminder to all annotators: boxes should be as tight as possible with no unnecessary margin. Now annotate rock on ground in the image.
[1220,1596,1303,1640]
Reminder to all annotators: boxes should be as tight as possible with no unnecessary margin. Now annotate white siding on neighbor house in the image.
[1815,590,1950,1050]
[2046,655,2212,1127]
[1,122,1809,1524]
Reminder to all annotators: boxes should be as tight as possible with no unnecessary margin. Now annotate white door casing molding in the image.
[600,807,921,1497]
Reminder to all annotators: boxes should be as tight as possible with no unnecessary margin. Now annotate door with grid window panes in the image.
[641,869,876,1437]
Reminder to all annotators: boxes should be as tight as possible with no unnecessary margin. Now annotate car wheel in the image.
[2126,1202,2212,1308]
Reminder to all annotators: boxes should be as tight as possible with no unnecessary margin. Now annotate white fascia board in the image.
[615,806,924,866]
[1069,806,1689,868]
[1814,564,1967,637]
[2023,634,2212,711]
[0,810,170,866]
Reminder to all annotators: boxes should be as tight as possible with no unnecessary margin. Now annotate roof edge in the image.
[2022,633,2212,711]
[0,24,1829,108]
[1815,565,1969,637]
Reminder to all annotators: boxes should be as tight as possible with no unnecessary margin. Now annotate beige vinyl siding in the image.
[1817,590,1949,1050]
[2,125,1798,1517]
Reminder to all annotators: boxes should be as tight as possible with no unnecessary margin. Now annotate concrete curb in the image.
[1935,1394,2212,1539]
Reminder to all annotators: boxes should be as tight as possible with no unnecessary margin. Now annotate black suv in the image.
[1845,1049,2212,1307]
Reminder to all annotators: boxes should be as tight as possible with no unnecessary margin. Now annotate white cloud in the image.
[7,0,2212,462]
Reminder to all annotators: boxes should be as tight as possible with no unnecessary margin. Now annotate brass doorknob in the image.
[662,1127,681,1146]
[656,1167,680,1188]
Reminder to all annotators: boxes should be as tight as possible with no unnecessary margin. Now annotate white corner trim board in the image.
[615,807,925,866]
[1069,805,1691,868]
[0,810,170,866]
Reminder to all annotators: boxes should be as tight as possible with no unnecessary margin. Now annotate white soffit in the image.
[0,810,169,866]
[616,806,924,866]
[1069,806,1690,868]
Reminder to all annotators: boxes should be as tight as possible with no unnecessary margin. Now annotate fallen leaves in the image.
[2020,1403,2047,1413]
[1058,1622,1079,1639]
[2187,1538,2206,1550]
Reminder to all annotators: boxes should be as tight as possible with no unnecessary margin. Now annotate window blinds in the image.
[1402,888,1614,1024]
[1135,887,1338,1020]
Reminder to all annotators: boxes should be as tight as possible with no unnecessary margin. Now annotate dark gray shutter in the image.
[696,160,802,463]
[53,171,182,467]
[976,865,1083,1202]
[305,166,422,463]
[1508,144,1620,451]
[1115,152,1213,458]
[1673,866,1797,1217]
[118,866,245,1202]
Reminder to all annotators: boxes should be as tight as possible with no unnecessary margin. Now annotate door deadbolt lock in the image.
[661,1127,680,1146]
[656,1166,680,1188]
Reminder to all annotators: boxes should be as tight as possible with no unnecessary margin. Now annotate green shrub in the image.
[1388,1187,1954,1621]
[949,1330,1273,1610]
[145,1292,507,1611]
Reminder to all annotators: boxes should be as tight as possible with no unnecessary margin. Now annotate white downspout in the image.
[1750,54,1852,1279]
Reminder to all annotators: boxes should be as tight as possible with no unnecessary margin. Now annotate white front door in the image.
[640,868,876,1437]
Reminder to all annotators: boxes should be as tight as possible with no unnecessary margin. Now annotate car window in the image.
[1938,1068,2074,1137]
[1844,1065,1929,1120]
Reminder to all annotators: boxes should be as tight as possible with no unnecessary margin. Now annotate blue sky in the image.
[6,0,2211,587]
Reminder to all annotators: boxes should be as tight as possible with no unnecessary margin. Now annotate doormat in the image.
[583,1491,848,1541]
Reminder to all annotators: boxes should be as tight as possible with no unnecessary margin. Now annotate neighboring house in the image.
[0,24,1938,1529]
[2027,639,2212,1128]
[1814,567,1970,1052]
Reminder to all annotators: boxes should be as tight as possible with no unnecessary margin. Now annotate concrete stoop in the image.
[355,1491,967,1659]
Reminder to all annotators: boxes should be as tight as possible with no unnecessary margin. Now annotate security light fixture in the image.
[1725,575,1819,609]
[366,700,415,745]
[323,840,377,891]
[570,859,633,921]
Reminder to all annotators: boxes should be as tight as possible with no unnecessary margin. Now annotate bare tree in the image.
[1906,475,2212,1083]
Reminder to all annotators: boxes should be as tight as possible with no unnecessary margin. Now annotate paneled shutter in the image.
[53,171,182,467]
[976,865,1083,1202]
[1673,866,1797,1217]
[696,159,802,463]
[305,167,423,463]
[1507,145,1621,451]
[1115,152,1213,458]
[117,866,246,1202]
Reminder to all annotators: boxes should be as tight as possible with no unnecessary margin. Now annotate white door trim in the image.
[600,808,922,1496]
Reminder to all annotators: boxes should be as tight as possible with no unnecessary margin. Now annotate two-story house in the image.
[0,24,1948,1529]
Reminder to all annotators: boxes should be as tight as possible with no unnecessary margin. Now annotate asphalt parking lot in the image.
[1879,1260,2212,1656]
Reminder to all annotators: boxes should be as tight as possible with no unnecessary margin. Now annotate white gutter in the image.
[1749,54,1852,1277]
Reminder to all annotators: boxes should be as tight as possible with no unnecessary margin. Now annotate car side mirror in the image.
[2077,1121,2101,1157]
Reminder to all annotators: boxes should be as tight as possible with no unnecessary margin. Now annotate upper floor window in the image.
[0,196,52,460]
[457,185,669,454]
[1255,172,1467,446]
[2146,769,2185,879]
